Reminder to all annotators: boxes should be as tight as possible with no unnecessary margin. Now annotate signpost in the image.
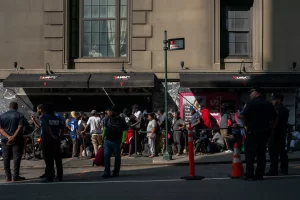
[163,31,185,161]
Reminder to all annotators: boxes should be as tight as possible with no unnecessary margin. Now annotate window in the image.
[82,0,128,58]
[220,1,253,59]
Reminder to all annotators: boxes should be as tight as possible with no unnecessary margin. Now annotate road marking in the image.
[0,179,185,186]
[204,174,300,180]
[1,174,300,186]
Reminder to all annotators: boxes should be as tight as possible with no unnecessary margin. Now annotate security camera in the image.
[180,61,184,69]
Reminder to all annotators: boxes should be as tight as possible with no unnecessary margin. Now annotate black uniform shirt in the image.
[241,96,277,132]
[274,104,289,135]
[0,110,24,144]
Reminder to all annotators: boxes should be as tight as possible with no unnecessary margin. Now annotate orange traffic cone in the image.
[229,142,244,179]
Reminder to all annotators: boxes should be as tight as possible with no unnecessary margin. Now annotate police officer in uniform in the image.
[266,94,289,176]
[39,103,64,182]
[239,87,277,180]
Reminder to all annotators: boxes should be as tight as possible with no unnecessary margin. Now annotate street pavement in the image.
[0,161,300,199]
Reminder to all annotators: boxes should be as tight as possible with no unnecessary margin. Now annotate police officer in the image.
[238,87,277,180]
[266,94,289,176]
[0,102,26,182]
[39,103,64,182]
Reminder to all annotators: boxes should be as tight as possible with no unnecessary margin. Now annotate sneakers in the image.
[13,176,25,182]
[5,176,12,182]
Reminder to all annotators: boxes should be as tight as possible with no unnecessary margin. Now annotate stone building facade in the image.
[0,0,300,126]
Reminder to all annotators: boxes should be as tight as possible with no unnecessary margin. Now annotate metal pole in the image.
[163,30,172,161]
[135,130,138,155]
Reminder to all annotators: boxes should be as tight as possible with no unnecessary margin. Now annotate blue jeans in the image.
[199,134,211,153]
[104,140,121,174]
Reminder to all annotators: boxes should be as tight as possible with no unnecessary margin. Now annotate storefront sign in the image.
[179,92,238,125]
[168,38,185,51]
[114,76,130,80]
[39,76,58,80]
[232,76,251,80]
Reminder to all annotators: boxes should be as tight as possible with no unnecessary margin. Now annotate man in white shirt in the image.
[131,105,143,153]
[82,110,102,156]
[147,113,157,157]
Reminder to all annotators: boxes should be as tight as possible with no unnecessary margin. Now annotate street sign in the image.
[168,38,185,51]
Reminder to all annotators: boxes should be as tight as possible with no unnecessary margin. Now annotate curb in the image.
[7,157,300,169]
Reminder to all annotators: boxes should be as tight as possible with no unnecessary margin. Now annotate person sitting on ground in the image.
[210,130,225,152]
[226,121,242,152]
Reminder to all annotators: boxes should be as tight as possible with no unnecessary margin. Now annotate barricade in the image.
[181,122,204,180]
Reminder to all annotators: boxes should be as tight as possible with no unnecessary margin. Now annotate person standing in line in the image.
[63,113,70,135]
[78,113,87,159]
[190,107,201,142]
[171,111,186,156]
[266,94,289,176]
[239,87,277,181]
[68,111,79,159]
[157,108,168,156]
[82,110,102,156]
[0,102,25,182]
[147,113,157,158]
[102,106,127,178]
[131,105,143,154]
[220,103,231,153]
[39,103,64,182]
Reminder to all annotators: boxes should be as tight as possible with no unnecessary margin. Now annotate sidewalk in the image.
[1,151,300,169]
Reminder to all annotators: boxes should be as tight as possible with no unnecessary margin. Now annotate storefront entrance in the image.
[27,94,152,113]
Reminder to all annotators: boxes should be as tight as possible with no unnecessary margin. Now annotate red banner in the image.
[179,92,238,125]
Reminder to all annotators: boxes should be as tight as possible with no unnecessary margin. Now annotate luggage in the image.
[93,146,104,167]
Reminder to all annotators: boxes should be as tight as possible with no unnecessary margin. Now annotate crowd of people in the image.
[0,86,298,181]
[59,103,245,161]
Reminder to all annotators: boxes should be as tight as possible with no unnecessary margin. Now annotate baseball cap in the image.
[71,111,76,118]
[100,111,104,115]
[249,87,263,94]
[107,106,119,113]
[270,93,283,101]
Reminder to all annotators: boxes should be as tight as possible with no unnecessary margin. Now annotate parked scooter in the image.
[25,130,44,159]
[60,135,72,158]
